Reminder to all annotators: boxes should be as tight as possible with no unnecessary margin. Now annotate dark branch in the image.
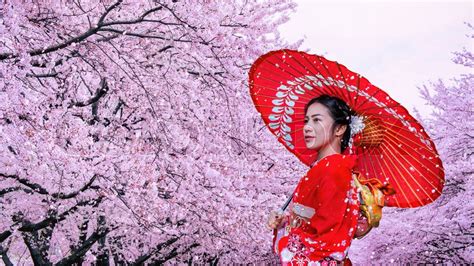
[97,0,123,26]
[0,187,22,196]
[55,227,111,266]
[22,232,51,266]
[220,23,248,28]
[97,28,193,43]
[151,243,200,264]
[26,72,59,78]
[70,78,108,107]
[51,174,99,199]
[30,50,79,68]
[0,173,49,195]
[101,6,163,27]
[1,173,99,199]
[0,231,12,243]
[158,45,173,53]
[0,25,101,60]
[19,196,104,232]
[0,1,189,60]
[132,237,180,265]
[0,245,14,266]
[156,2,197,30]
[0,1,123,61]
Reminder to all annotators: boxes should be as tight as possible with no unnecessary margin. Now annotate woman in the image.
[267,94,360,265]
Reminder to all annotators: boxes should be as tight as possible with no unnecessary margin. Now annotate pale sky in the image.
[279,0,473,118]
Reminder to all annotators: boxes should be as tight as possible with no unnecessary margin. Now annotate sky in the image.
[279,0,472,118]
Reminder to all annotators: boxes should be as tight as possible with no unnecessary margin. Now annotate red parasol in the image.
[249,49,445,208]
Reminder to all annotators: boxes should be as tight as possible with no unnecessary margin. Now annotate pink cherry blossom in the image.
[0,1,299,264]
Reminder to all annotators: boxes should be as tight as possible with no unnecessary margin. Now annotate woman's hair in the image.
[304,94,353,152]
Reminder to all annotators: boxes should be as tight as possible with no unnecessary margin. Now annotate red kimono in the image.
[273,153,360,265]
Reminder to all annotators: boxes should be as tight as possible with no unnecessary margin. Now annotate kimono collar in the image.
[310,153,358,170]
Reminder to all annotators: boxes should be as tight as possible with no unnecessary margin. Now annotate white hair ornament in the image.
[347,115,366,154]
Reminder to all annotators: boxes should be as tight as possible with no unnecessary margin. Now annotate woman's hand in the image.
[353,212,372,239]
[288,210,308,228]
[266,210,285,230]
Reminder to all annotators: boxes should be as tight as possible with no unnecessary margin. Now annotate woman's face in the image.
[303,102,336,150]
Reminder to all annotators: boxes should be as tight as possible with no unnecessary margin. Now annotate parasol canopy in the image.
[249,49,445,208]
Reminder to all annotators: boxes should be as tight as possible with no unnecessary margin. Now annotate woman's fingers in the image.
[270,211,279,218]
[267,218,284,229]
[267,221,277,230]
[268,212,279,223]
[267,219,278,229]
[267,210,285,230]
[272,211,284,220]
[269,221,280,229]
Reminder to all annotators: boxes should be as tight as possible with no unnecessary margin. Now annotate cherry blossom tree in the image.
[350,24,473,264]
[0,0,300,264]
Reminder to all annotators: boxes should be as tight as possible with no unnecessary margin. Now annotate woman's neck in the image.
[316,147,341,162]
[311,152,341,167]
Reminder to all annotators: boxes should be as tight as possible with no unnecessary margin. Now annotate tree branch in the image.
[19,196,104,232]
[22,232,51,266]
[0,173,49,195]
[155,2,197,31]
[97,0,123,26]
[0,25,101,60]
[0,245,14,266]
[101,6,163,27]
[97,28,193,43]
[132,237,180,265]
[1,173,99,199]
[26,72,59,78]
[0,1,124,61]
[51,174,99,199]
[55,227,111,266]
[151,243,200,264]
[70,78,108,108]
[0,1,198,61]
[0,231,12,243]
[0,187,22,197]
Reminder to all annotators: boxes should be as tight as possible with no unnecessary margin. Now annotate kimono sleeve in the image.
[308,163,352,236]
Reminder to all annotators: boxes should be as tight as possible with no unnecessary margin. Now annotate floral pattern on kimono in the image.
[274,154,360,265]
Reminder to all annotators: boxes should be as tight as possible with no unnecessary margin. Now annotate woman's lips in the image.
[304,136,315,140]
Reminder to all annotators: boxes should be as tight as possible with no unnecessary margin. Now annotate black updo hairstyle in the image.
[304,94,354,152]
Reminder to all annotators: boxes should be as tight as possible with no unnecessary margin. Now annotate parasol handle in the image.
[281,194,293,212]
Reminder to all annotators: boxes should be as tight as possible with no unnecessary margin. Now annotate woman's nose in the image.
[304,125,312,133]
